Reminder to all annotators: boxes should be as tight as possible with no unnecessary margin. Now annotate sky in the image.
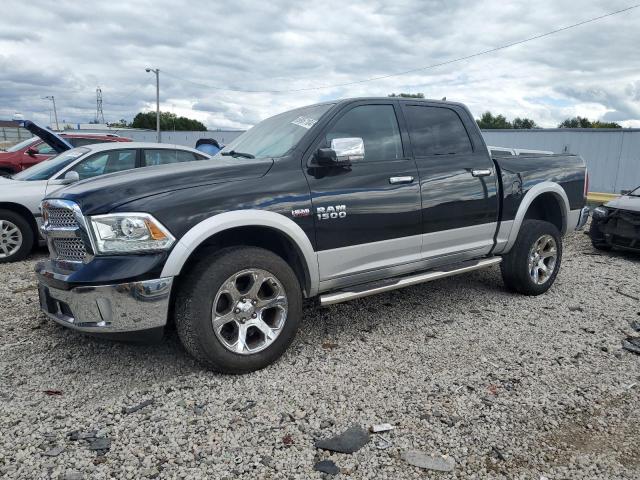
[1,0,639,130]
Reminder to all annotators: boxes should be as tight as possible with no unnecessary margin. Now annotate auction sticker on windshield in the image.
[291,116,317,129]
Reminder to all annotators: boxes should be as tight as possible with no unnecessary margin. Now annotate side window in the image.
[33,142,55,155]
[143,149,198,166]
[325,105,403,162]
[70,149,136,179]
[404,106,473,156]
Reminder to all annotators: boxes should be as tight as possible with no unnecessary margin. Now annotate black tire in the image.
[588,220,612,251]
[174,246,302,373]
[500,219,562,296]
[0,169,14,178]
[0,209,34,263]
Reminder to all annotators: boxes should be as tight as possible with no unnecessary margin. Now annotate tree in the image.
[388,93,425,98]
[512,117,538,129]
[130,111,207,131]
[476,111,512,129]
[558,116,621,128]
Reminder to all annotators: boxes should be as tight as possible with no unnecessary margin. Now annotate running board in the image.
[319,257,502,306]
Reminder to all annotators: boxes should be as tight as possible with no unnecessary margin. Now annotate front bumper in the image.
[38,277,173,333]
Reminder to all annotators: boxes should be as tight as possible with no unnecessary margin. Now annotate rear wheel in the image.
[0,210,34,263]
[174,246,302,373]
[500,219,562,295]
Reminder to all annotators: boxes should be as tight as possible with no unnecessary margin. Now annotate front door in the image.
[400,102,499,260]
[304,101,422,283]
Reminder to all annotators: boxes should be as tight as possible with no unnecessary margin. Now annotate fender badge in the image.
[291,208,311,218]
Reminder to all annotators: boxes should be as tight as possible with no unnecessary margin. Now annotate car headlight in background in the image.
[592,206,609,218]
[89,213,175,254]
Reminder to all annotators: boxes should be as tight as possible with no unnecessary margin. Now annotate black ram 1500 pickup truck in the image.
[37,98,589,373]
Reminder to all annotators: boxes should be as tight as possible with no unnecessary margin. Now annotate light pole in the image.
[145,68,161,142]
[43,96,60,131]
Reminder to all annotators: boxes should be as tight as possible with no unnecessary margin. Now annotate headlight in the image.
[592,206,609,218]
[89,213,175,254]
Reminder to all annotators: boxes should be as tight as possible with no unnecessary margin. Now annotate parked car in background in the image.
[0,141,210,263]
[0,121,131,176]
[37,97,588,373]
[589,185,640,252]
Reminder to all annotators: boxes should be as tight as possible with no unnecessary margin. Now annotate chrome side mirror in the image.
[330,137,365,163]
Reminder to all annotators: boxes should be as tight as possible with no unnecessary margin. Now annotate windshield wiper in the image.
[221,150,255,159]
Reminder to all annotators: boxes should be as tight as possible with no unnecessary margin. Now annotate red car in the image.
[0,130,131,176]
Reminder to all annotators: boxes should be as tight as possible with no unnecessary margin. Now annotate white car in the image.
[0,141,211,263]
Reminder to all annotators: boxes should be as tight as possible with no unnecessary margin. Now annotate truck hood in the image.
[20,120,73,153]
[52,157,274,215]
[606,194,640,213]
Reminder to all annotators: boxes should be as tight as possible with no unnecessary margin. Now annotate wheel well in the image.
[0,202,39,240]
[175,226,311,297]
[523,193,565,234]
[0,166,17,176]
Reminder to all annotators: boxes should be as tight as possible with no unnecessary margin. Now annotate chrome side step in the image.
[319,257,502,306]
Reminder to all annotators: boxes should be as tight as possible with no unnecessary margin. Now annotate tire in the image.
[0,209,34,263]
[0,169,14,178]
[174,246,302,373]
[500,219,562,296]
[588,220,612,251]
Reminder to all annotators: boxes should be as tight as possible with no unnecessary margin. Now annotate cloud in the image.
[1,0,639,128]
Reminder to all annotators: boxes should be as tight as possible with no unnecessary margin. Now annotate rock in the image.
[193,404,206,416]
[63,470,83,480]
[88,437,111,452]
[42,446,65,457]
[315,425,370,453]
[260,455,273,468]
[68,430,97,441]
[140,467,160,478]
[622,337,640,355]
[314,460,339,475]
[122,398,154,414]
[320,419,334,429]
[631,320,640,332]
[569,306,583,312]
[402,450,455,472]
[369,423,394,433]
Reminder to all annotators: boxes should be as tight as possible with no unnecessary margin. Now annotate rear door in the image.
[400,102,499,260]
[304,100,422,283]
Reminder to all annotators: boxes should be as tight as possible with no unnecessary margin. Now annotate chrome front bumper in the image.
[38,277,173,333]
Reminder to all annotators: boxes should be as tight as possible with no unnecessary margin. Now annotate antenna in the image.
[96,86,105,124]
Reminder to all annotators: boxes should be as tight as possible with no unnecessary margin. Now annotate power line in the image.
[163,3,640,94]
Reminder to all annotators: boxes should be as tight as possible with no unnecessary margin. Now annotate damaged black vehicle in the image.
[590,185,640,252]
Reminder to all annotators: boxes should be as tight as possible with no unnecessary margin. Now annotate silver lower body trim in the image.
[38,277,173,333]
[319,257,501,306]
[573,207,590,231]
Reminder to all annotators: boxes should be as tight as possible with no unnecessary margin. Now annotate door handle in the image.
[471,169,492,177]
[389,176,414,184]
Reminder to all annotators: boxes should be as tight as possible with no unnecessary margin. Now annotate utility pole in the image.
[44,96,59,130]
[145,68,161,142]
[96,87,105,124]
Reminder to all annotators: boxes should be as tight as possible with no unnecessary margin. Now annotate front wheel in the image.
[0,210,34,263]
[174,246,302,373]
[500,219,562,295]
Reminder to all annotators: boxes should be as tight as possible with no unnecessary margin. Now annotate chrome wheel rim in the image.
[528,234,557,285]
[0,220,23,258]
[212,268,288,355]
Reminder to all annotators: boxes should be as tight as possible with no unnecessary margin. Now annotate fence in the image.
[0,128,33,149]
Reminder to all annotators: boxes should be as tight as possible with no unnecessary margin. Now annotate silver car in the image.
[0,142,211,262]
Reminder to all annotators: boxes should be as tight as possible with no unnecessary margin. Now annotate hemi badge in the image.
[291,208,311,218]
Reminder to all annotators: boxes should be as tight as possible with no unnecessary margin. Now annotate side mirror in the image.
[26,147,38,156]
[312,137,365,167]
[61,170,80,185]
[331,137,364,163]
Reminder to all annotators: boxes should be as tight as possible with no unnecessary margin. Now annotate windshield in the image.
[216,103,334,159]
[5,137,38,152]
[12,147,89,181]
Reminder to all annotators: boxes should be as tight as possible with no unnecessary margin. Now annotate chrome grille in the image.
[52,238,87,262]
[46,207,78,228]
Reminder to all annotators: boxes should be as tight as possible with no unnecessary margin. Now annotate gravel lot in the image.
[1,230,639,479]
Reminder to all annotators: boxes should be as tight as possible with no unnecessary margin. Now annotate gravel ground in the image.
[0,230,639,479]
